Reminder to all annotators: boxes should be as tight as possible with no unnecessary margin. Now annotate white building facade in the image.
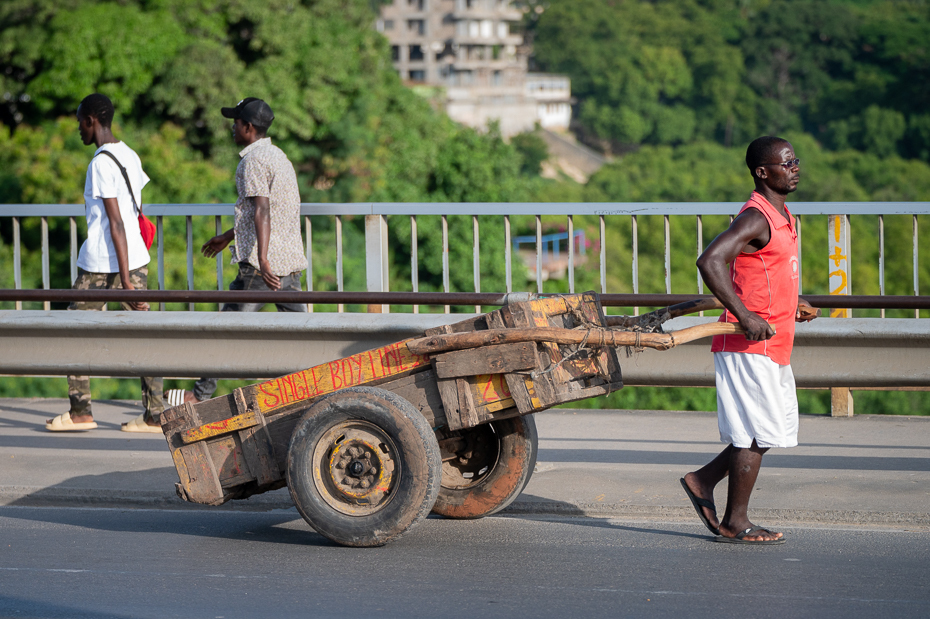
[377,0,571,136]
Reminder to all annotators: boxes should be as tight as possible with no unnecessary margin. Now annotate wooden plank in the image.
[433,342,536,379]
[436,377,466,431]
[264,410,302,473]
[377,369,447,428]
[456,377,480,428]
[486,307,542,414]
[238,424,280,486]
[179,440,226,504]
[235,389,281,486]
[243,338,432,416]
[183,394,239,425]
[423,314,488,336]
[510,300,558,408]
[171,402,227,505]
[468,373,516,415]
[209,435,250,485]
[432,325,469,431]
[181,410,259,445]
[476,405,523,425]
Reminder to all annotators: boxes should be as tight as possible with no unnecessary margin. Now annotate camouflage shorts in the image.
[67,266,164,419]
[68,266,150,312]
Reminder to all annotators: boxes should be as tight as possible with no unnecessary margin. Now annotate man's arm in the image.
[253,196,280,291]
[103,197,148,311]
[696,208,772,341]
[202,229,235,258]
[796,297,820,322]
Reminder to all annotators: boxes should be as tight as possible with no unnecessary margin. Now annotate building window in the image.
[409,44,425,61]
[408,0,425,9]
[391,45,400,61]
[492,70,502,86]
[454,69,474,86]
[408,19,425,35]
[409,70,426,82]
[384,19,394,31]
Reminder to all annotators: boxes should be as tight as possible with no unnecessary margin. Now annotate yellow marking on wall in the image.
[828,214,851,319]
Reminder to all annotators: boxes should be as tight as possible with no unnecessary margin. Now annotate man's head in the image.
[76,93,114,145]
[221,97,274,146]
[746,136,799,196]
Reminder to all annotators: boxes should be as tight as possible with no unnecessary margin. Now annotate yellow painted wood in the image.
[181,411,259,445]
[468,373,515,411]
[253,339,431,414]
[170,447,190,487]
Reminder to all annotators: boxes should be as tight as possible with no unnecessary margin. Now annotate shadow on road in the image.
[536,448,930,472]
[0,595,136,619]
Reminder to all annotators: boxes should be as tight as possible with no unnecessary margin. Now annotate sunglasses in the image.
[761,158,800,169]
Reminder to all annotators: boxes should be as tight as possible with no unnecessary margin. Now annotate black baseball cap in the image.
[221,97,274,128]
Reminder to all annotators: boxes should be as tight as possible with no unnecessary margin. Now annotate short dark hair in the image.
[78,94,114,128]
[746,136,788,171]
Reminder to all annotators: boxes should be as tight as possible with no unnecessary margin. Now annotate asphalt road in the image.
[2,506,928,619]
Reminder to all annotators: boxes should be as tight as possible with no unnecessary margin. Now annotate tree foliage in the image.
[0,0,542,303]
[530,0,930,161]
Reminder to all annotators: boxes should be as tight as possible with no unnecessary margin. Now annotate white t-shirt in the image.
[77,141,151,274]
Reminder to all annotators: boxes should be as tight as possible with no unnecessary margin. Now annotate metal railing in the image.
[2,202,927,315]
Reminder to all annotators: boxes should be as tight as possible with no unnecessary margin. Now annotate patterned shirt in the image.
[230,138,307,276]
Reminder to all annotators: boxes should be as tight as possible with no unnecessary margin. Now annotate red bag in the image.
[138,212,156,250]
[95,149,156,250]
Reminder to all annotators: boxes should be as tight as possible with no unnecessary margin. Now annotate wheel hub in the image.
[313,421,399,516]
[331,441,383,496]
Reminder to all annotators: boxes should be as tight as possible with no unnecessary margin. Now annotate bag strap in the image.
[94,149,141,215]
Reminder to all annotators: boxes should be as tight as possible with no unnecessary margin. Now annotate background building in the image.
[377,0,572,136]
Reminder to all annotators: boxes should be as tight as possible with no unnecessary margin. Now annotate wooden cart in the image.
[160,292,736,547]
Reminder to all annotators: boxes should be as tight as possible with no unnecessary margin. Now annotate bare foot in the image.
[683,472,720,532]
[47,412,94,425]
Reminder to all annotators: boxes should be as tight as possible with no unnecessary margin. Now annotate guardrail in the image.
[3,201,927,417]
[2,202,926,316]
[0,310,925,396]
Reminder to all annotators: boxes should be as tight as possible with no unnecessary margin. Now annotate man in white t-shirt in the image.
[45,93,165,434]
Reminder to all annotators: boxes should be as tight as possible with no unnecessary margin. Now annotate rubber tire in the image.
[431,414,538,519]
[286,386,442,547]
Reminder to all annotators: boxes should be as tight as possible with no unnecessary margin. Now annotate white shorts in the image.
[714,351,799,449]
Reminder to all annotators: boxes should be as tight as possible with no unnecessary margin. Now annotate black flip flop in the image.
[714,525,786,545]
[680,477,720,536]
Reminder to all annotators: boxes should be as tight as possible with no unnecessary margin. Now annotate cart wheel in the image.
[286,386,441,547]
[432,414,538,519]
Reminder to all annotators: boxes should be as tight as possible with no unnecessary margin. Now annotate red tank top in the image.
[710,192,799,365]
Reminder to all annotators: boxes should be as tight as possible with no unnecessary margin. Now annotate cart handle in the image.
[406,322,747,356]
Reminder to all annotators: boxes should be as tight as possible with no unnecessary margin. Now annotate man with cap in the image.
[165,98,308,407]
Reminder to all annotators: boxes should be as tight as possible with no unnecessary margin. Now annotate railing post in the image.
[41,216,50,311]
[365,214,389,314]
[13,216,21,311]
[831,387,855,418]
